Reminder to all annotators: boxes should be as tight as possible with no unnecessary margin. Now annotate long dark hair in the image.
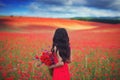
[51,28,71,62]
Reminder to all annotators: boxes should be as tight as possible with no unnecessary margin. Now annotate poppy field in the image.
[0,16,120,80]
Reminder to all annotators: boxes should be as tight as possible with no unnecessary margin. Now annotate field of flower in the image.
[0,17,120,80]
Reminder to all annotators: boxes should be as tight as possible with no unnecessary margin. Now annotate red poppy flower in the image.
[40,51,55,66]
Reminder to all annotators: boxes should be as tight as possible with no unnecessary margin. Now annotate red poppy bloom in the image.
[40,51,55,66]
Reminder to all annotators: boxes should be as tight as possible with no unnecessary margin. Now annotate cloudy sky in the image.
[0,0,120,18]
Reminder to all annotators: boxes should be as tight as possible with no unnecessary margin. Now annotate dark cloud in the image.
[36,0,65,6]
[27,0,120,17]
[35,0,120,11]
[85,0,119,10]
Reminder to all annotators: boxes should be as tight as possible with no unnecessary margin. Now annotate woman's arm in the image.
[49,52,64,69]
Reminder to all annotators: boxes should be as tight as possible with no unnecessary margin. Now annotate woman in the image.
[49,28,71,80]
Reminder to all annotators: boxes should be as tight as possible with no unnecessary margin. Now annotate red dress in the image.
[52,54,70,80]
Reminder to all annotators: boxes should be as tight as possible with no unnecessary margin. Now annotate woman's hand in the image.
[48,65,54,69]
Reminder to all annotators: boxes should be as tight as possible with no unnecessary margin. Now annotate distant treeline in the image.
[70,17,120,24]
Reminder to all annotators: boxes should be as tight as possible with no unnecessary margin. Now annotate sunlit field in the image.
[0,16,120,80]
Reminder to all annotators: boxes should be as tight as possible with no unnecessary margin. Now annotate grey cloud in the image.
[35,0,87,6]
[85,0,119,11]
[27,0,120,17]
[35,0,120,11]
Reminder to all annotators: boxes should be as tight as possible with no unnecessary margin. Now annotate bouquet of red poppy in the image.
[34,51,56,66]
[33,51,56,76]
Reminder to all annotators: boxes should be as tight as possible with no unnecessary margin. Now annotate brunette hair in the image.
[51,28,71,62]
